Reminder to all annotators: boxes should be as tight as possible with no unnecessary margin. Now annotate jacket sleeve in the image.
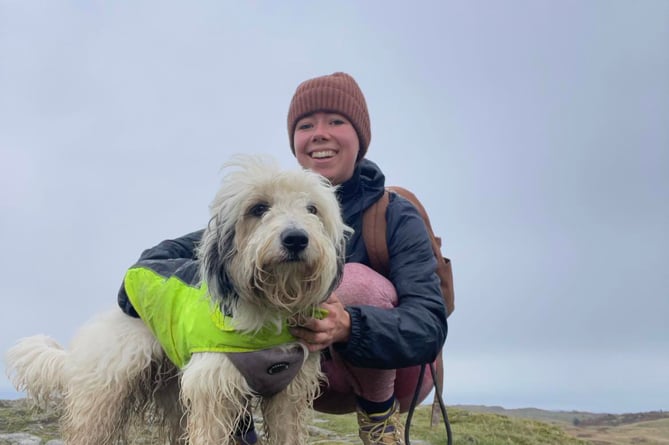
[334,196,448,368]
[117,230,205,317]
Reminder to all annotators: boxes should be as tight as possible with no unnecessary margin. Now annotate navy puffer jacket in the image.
[118,159,447,369]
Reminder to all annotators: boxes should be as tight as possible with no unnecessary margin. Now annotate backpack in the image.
[362,186,454,316]
[362,185,454,430]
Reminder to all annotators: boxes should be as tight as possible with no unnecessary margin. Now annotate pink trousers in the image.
[313,263,436,414]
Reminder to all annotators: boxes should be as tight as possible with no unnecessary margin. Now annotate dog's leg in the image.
[261,351,322,445]
[59,310,165,445]
[181,352,252,445]
[151,367,187,444]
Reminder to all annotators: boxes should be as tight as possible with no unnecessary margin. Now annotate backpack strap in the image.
[387,186,441,247]
[362,190,391,277]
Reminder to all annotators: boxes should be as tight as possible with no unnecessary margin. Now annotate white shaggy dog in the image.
[6,156,349,445]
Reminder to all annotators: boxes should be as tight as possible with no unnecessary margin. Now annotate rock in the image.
[0,433,43,445]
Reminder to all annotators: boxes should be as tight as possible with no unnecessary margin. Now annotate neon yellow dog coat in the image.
[124,264,315,396]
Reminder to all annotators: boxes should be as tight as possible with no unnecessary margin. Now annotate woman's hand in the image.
[289,293,351,353]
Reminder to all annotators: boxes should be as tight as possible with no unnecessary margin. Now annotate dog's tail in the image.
[5,335,68,407]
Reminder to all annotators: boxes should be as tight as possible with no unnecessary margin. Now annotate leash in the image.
[404,362,452,445]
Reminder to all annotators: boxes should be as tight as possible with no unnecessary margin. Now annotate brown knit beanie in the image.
[287,72,371,160]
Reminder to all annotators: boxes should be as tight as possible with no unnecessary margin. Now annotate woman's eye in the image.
[249,203,269,217]
[307,204,318,215]
[331,119,345,126]
[297,122,313,130]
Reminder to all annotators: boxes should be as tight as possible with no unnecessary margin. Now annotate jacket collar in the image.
[337,158,386,221]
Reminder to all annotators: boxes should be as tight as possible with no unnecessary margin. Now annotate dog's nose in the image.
[281,228,309,253]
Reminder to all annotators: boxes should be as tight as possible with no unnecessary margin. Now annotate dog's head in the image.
[198,155,350,332]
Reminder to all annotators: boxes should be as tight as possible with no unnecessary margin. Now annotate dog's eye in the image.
[249,203,269,217]
[306,204,318,215]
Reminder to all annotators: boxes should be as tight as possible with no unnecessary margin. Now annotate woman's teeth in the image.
[311,150,335,159]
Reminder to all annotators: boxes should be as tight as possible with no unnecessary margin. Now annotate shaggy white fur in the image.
[6,155,350,445]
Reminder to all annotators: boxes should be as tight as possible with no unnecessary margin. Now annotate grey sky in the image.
[1,1,667,413]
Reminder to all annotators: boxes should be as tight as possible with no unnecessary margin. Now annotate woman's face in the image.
[293,112,360,185]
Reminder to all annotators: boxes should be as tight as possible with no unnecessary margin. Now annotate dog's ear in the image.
[199,217,237,311]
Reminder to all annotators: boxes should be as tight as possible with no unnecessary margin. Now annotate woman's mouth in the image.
[310,150,336,159]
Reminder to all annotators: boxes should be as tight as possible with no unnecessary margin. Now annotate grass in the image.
[4,399,668,444]
[310,405,589,445]
[0,400,62,442]
[443,408,588,445]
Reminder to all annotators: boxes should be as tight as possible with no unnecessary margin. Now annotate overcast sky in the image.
[1,1,667,414]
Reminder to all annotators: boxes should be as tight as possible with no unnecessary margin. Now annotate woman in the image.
[118,72,448,445]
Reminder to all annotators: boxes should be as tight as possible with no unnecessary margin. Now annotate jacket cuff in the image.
[333,306,361,356]
[117,284,140,318]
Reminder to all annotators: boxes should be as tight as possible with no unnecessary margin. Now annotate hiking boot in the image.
[356,399,404,445]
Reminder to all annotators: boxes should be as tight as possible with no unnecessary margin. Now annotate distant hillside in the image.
[454,404,614,424]
[576,411,669,427]
[455,404,669,445]
[454,404,669,426]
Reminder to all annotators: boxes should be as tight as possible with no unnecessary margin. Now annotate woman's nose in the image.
[311,120,329,141]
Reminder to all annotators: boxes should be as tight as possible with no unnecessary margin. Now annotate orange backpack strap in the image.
[362,190,391,277]
[363,187,455,317]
